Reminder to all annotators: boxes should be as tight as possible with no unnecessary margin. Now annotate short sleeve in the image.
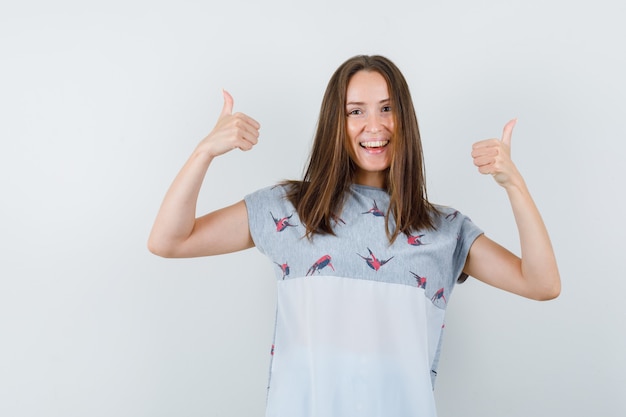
[454,214,483,283]
[244,185,300,257]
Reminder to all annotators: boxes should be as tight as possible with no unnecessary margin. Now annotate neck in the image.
[354,170,387,189]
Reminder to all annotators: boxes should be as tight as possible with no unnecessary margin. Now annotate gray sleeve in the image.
[454,215,483,283]
[244,186,274,256]
[244,185,294,257]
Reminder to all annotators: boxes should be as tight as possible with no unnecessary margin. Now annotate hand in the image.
[471,119,522,188]
[197,90,261,158]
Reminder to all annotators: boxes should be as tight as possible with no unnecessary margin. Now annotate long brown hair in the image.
[284,55,436,242]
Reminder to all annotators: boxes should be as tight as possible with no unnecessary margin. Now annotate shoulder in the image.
[244,183,298,221]
[245,183,289,203]
[430,204,483,238]
[431,204,466,225]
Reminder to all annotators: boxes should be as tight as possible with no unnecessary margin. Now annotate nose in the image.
[365,112,383,133]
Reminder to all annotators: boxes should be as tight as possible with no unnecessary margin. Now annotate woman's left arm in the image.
[463,119,561,301]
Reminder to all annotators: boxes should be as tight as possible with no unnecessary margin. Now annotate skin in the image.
[345,71,394,188]
[148,74,561,301]
[464,120,560,300]
[147,90,257,258]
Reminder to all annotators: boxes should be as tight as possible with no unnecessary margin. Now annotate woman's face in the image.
[345,70,395,188]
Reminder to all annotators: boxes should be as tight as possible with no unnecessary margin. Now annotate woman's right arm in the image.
[147,90,261,258]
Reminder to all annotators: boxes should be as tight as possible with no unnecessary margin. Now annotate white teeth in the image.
[360,140,389,148]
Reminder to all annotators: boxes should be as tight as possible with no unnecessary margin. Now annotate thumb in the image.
[220,89,234,117]
[501,118,517,146]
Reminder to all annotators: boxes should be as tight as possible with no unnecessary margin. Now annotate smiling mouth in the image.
[359,140,389,149]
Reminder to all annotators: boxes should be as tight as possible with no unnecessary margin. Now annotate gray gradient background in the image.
[1,1,624,416]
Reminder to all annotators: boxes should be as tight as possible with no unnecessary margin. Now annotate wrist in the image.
[503,176,531,202]
[190,145,215,165]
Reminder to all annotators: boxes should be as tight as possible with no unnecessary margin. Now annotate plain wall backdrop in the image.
[1,0,625,416]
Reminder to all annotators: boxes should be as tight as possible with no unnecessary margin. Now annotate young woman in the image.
[148,55,560,417]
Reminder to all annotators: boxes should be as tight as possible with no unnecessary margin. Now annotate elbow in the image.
[535,287,560,301]
[147,240,166,257]
[533,276,561,301]
[147,237,178,258]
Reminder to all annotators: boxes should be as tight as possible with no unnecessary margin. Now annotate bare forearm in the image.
[148,150,214,255]
[505,178,561,299]
[148,91,260,258]
[471,120,560,300]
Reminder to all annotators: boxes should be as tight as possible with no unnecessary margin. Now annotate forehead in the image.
[346,70,389,102]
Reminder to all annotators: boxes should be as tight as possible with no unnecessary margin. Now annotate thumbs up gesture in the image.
[471,119,522,188]
[197,90,261,158]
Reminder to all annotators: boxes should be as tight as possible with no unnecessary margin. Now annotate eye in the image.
[382,105,392,113]
[347,108,362,116]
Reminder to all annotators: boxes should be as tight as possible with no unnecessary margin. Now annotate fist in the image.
[198,90,261,158]
[471,119,521,188]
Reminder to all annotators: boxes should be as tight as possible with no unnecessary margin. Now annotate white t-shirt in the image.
[245,184,483,417]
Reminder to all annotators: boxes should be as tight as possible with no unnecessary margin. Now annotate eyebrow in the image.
[346,98,391,106]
